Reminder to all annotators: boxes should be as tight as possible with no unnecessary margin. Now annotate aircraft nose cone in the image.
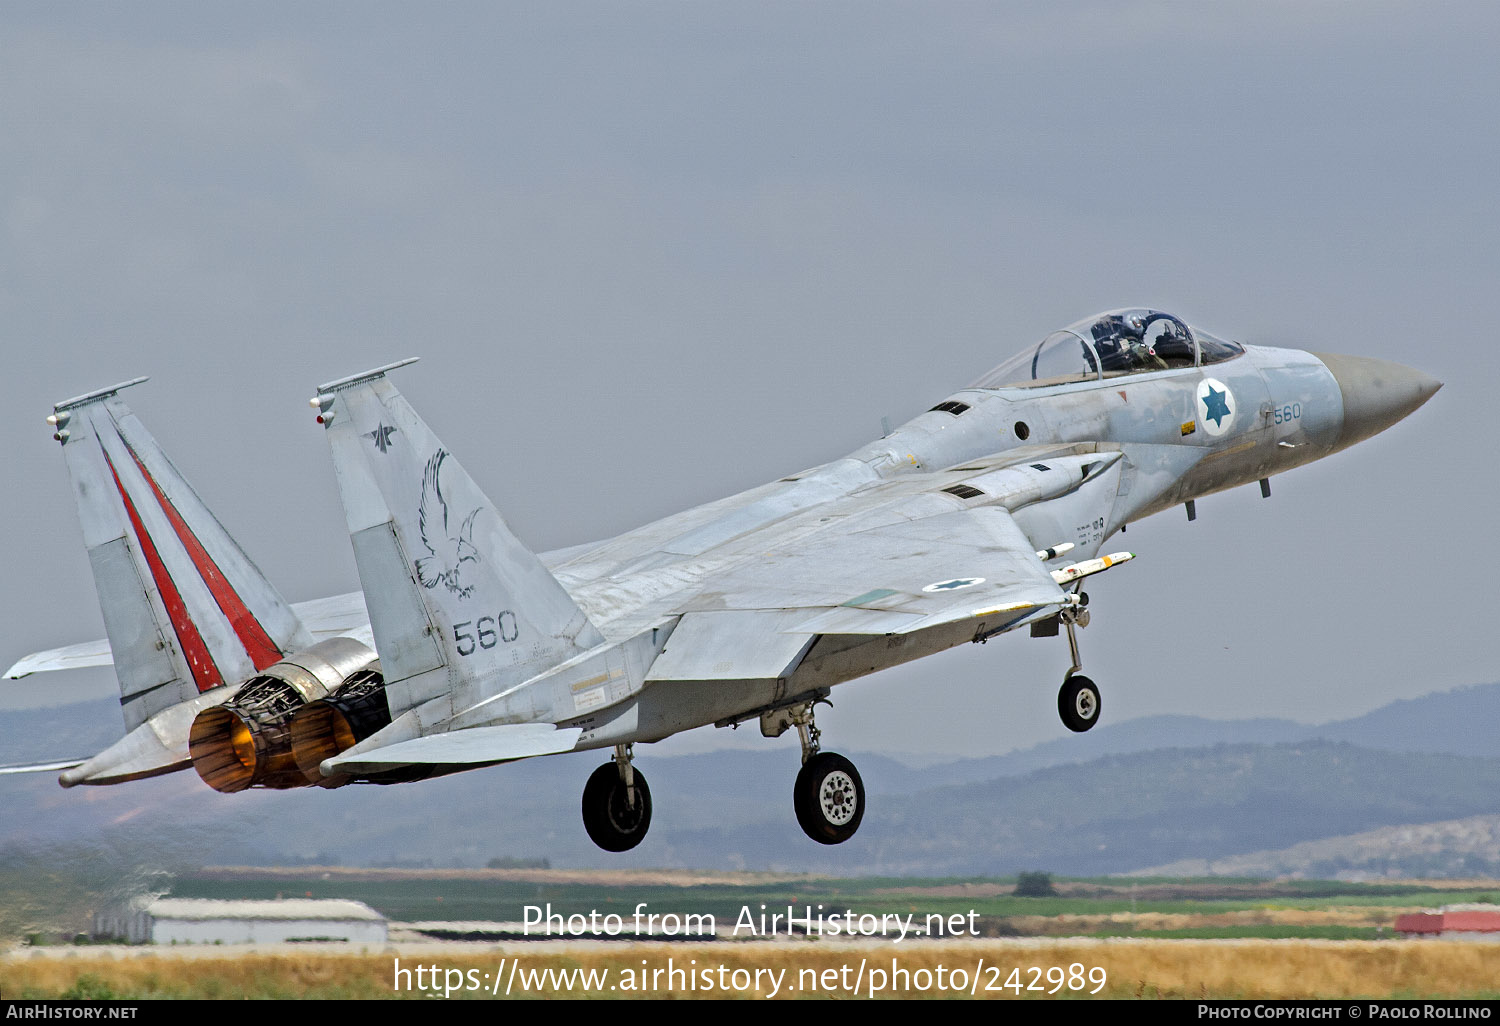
[1312,352,1442,452]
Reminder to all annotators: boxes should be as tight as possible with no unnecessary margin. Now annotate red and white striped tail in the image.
[52,380,313,730]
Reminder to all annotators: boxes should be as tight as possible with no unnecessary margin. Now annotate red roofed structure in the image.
[1395,906,1500,939]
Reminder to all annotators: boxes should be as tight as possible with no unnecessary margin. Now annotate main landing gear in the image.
[1056,593,1101,733]
[787,703,865,845]
[582,743,652,852]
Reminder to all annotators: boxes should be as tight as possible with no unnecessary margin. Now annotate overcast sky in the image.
[1,2,1493,762]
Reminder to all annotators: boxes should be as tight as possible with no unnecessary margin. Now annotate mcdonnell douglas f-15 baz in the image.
[6,309,1439,850]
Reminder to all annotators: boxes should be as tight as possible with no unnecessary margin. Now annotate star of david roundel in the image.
[922,577,985,593]
[1195,377,1236,437]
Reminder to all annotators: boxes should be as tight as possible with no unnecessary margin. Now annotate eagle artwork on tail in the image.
[415,449,481,598]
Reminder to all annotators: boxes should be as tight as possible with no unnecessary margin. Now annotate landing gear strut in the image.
[1057,593,1102,733]
[582,743,652,852]
[787,703,865,845]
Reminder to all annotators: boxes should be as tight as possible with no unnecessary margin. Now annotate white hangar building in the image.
[96,898,387,945]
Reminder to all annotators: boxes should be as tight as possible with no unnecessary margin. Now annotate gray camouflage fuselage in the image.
[323,332,1439,773]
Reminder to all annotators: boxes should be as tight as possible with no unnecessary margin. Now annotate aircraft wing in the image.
[284,591,376,650]
[692,504,1070,637]
[639,450,1123,681]
[644,503,1074,684]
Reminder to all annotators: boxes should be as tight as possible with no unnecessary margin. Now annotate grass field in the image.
[6,869,1499,999]
[4,939,1499,999]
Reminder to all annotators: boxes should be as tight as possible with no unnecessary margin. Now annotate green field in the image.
[158,868,1499,940]
[7,868,1500,999]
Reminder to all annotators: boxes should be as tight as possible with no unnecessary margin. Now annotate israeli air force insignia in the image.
[1196,377,1236,437]
[923,577,985,593]
[367,422,398,453]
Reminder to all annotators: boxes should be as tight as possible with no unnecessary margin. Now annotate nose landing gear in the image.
[1057,594,1101,733]
[1059,673,1101,732]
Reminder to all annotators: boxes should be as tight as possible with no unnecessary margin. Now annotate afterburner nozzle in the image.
[289,674,389,788]
[187,638,379,792]
[188,706,282,792]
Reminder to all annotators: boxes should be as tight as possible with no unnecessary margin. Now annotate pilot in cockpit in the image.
[1141,316,1192,369]
[1092,313,1152,373]
[1093,311,1191,373]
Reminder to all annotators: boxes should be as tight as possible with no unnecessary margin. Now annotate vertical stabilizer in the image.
[313,362,605,721]
[51,380,314,731]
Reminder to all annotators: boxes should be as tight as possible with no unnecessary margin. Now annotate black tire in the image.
[793,752,865,845]
[581,762,652,852]
[1058,674,1101,732]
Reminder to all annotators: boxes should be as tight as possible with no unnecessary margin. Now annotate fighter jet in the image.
[6,309,1439,852]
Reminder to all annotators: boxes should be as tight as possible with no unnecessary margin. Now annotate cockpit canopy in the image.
[971,308,1244,389]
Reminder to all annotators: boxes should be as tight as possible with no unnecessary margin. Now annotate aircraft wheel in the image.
[794,752,865,845]
[582,762,652,852]
[1058,674,1101,733]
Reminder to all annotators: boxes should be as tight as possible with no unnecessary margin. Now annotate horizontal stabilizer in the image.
[322,722,583,775]
[0,758,87,776]
[4,638,114,678]
[55,691,235,786]
[4,592,374,681]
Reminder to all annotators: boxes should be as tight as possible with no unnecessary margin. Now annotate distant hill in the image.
[1302,682,1500,756]
[1,682,1494,877]
[1135,814,1500,880]
[650,741,1500,877]
[4,738,1497,879]
[901,681,1500,788]
[0,698,118,767]
[12,679,1495,790]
